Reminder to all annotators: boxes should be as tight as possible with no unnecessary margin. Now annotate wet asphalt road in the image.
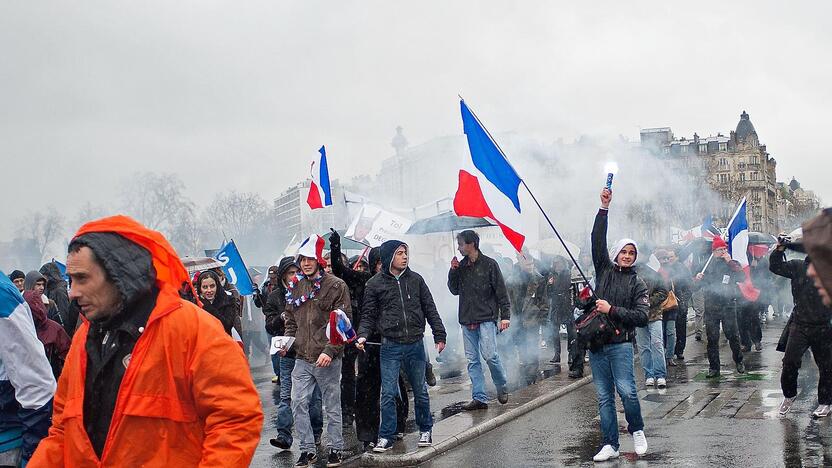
[424,316,832,467]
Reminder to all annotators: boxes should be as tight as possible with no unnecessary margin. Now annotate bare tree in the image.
[120,172,194,233]
[75,202,110,231]
[205,191,270,240]
[168,206,213,257]
[17,207,65,264]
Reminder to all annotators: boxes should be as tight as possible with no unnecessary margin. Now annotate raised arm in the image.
[769,247,799,279]
[591,189,614,274]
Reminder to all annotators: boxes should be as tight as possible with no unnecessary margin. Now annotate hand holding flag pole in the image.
[458,97,594,293]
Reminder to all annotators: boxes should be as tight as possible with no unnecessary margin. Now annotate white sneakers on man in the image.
[656,378,667,389]
[633,430,648,455]
[593,445,619,462]
[645,377,655,387]
[813,404,831,418]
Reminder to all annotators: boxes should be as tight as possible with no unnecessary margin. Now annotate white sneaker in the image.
[813,404,832,418]
[632,430,648,455]
[645,377,655,387]
[779,397,796,415]
[593,444,619,462]
[656,378,667,389]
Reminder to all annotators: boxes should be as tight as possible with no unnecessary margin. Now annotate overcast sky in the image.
[1,1,830,239]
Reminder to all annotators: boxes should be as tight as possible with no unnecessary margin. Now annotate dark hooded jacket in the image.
[770,249,832,326]
[699,255,744,311]
[448,251,512,325]
[359,240,447,345]
[635,265,669,322]
[39,262,74,334]
[803,208,832,297]
[590,209,650,344]
[263,257,298,357]
[23,290,72,379]
[329,231,380,334]
[198,270,239,336]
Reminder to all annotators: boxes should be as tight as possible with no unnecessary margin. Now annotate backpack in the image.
[575,299,617,352]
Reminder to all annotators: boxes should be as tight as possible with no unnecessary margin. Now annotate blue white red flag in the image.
[677,215,719,244]
[453,100,525,251]
[215,240,255,295]
[726,198,760,302]
[326,309,356,345]
[307,146,333,210]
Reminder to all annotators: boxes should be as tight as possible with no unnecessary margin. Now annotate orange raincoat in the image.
[29,216,263,467]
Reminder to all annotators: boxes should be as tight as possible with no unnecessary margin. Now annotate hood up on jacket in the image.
[72,215,191,302]
[23,289,70,349]
[804,208,832,294]
[24,270,46,291]
[379,240,408,275]
[368,247,382,272]
[609,238,639,267]
[39,262,66,288]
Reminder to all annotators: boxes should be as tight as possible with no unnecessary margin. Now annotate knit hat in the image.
[712,236,728,251]
[8,270,25,282]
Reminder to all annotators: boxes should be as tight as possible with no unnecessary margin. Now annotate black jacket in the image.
[330,232,381,334]
[699,256,744,311]
[199,270,239,335]
[359,240,447,344]
[263,257,297,357]
[448,252,511,325]
[770,250,832,326]
[590,209,649,343]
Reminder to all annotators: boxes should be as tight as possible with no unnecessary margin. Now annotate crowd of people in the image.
[1,197,831,466]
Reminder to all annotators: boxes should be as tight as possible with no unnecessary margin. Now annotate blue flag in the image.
[215,240,254,295]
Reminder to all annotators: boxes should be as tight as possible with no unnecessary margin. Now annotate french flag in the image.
[726,198,760,302]
[307,146,332,210]
[453,100,525,251]
[326,309,356,345]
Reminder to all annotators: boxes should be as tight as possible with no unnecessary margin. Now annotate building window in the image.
[699,144,708,153]
[739,173,745,182]
[663,147,670,154]
[719,142,728,151]
[753,223,762,232]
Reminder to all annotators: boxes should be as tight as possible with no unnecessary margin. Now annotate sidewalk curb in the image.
[358,375,593,467]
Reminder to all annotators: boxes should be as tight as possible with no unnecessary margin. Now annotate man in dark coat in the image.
[548,256,575,370]
[448,229,511,410]
[695,236,746,378]
[39,262,75,336]
[357,240,446,453]
[771,240,832,417]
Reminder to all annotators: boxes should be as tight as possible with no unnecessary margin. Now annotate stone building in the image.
[777,177,823,230]
[641,111,781,233]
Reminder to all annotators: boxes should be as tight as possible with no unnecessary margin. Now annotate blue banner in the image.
[215,240,254,295]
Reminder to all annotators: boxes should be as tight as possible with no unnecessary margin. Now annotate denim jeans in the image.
[636,321,667,379]
[271,352,281,376]
[275,356,322,444]
[462,321,508,403]
[291,358,343,451]
[379,339,433,439]
[662,319,676,360]
[589,342,645,450]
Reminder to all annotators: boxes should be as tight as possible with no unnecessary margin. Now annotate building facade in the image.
[273,179,347,245]
[642,111,781,233]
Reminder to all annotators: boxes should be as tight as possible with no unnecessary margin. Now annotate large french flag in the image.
[453,100,525,251]
[307,146,332,210]
[726,198,760,302]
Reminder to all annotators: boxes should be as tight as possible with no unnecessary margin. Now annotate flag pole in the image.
[460,97,594,290]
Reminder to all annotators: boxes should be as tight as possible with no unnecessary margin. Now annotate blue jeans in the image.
[379,339,432,439]
[462,321,508,403]
[275,356,322,444]
[663,319,676,360]
[636,321,667,379]
[589,342,644,450]
[272,352,280,376]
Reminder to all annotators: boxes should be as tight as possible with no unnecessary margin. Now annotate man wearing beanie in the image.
[7,270,25,293]
[695,236,746,378]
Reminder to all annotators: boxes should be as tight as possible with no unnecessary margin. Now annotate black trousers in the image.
[739,303,763,348]
[551,306,577,366]
[674,300,689,357]
[781,323,832,404]
[354,344,407,442]
[704,305,743,370]
[341,346,358,421]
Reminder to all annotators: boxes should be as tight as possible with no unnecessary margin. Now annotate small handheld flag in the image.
[326,309,356,345]
[215,240,255,295]
[726,198,760,302]
[307,146,333,210]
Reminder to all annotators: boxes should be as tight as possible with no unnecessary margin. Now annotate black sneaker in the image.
[695,333,702,342]
[754,342,762,351]
[269,437,291,450]
[314,434,322,446]
[418,431,432,447]
[363,441,375,452]
[425,363,437,387]
[326,449,342,467]
[568,370,583,379]
[497,388,509,405]
[706,369,720,378]
[462,399,488,411]
[373,438,394,452]
[295,452,317,467]
[736,361,746,374]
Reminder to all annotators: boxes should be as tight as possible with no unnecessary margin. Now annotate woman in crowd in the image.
[197,269,238,335]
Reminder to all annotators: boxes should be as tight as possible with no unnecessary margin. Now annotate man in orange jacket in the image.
[29,216,263,467]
